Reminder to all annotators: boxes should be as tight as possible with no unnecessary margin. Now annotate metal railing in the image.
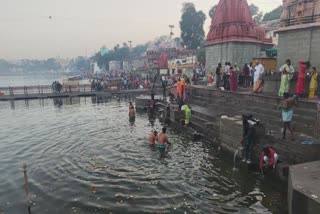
[0,83,122,96]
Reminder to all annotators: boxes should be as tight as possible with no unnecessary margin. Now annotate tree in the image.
[249,4,259,17]
[249,3,263,24]
[255,12,264,24]
[180,2,206,49]
[262,6,282,22]
[209,5,217,19]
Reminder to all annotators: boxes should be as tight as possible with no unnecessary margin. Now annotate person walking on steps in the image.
[279,93,298,141]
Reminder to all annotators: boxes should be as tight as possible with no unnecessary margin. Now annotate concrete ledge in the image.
[288,161,320,214]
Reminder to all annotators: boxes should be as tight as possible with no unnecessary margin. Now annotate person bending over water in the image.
[260,146,278,173]
[148,130,158,145]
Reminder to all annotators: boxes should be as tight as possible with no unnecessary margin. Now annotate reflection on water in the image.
[0,98,287,214]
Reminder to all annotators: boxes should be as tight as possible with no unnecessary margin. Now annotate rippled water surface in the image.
[0,98,287,214]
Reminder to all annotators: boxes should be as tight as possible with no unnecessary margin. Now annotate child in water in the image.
[148,130,158,145]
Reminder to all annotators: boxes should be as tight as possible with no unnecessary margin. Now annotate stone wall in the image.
[277,27,320,71]
[206,42,262,72]
[263,75,320,95]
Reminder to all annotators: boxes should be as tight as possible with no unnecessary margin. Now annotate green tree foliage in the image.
[180,2,206,49]
[249,3,263,24]
[249,4,259,17]
[209,5,217,19]
[196,48,206,65]
[70,56,90,71]
[262,6,282,22]
[14,58,62,72]
[93,43,147,70]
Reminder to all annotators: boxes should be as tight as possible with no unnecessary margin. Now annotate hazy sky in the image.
[0,0,282,59]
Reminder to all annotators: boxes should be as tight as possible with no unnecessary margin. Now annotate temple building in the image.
[206,0,273,71]
[277,0,320,70]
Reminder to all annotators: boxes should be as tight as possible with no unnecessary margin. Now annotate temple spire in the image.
[206,0,272,45]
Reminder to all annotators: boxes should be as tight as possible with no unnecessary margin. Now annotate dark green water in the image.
[0,97,287,214]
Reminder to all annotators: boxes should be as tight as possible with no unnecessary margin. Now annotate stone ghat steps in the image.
[191,94,317,117]
[190,103,316,140]
[190,97,316,137]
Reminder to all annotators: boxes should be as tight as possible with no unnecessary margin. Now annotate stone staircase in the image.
[185,86,320,165]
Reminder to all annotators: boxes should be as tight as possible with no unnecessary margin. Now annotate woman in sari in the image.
[295,61,310,97]
[278,67,290,97]
[229,67,238,91]
[278,59,294,97]
[309,67,318,99]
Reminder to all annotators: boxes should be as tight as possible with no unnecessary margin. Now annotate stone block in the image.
[288,161,320,214]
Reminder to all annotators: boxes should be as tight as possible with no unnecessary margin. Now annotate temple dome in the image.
[206,0,272,45]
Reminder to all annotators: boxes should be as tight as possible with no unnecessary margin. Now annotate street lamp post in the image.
[169,25,174,39]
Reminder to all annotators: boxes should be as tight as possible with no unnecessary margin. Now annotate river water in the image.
[0,97,287,214]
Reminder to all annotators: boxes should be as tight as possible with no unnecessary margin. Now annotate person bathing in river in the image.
[158,127,171,155]
[129,104,135,119]
[129,102,134,110]
[148,130,158,145]
[260,146,279,173]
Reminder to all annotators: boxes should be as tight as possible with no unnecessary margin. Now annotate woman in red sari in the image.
[230,67,238,91]
[295,61,310,97]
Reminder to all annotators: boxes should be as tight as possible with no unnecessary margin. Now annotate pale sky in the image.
[0,0,282,59]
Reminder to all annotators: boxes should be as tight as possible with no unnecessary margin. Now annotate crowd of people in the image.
[278,59,319,99]
[51,81,62,93]
[207,60,265,93]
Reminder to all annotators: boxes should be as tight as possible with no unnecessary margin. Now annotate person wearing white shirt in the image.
[253,60,265,93]
[223,62,231,90]
[278,59,295,97]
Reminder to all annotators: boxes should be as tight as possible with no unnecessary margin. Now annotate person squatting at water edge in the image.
[158,127,171,156]
[180,104,191,127]
[260,146,279,174]
[240,114,259,164]
[279,93,298,141]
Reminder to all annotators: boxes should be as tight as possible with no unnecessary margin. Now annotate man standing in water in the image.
[148,130,158,145]
[158,127,171,155]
